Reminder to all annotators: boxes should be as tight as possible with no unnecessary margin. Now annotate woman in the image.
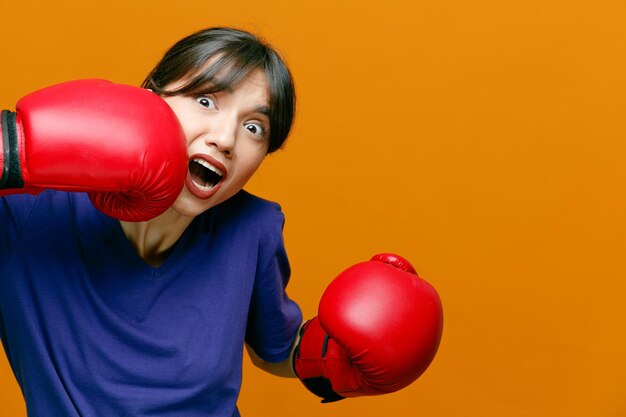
[0,27,302,417]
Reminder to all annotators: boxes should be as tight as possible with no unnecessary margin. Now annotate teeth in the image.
[194,181,215,191]
[193,158,223,176]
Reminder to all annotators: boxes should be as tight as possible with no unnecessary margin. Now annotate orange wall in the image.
[1,1,625,416]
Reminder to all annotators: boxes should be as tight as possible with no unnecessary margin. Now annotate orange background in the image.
[1,0,625,416]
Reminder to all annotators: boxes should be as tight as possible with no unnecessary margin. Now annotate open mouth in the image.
[189,157,224,192]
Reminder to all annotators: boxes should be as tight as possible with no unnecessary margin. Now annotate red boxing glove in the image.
[294,253,443,402]
[0,79,187,221]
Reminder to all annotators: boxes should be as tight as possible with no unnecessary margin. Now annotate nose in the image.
[205,114,237,157]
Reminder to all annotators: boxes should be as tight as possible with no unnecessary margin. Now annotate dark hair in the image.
[142,27,295,153]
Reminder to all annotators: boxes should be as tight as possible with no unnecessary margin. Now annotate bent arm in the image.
[245,321,303,378]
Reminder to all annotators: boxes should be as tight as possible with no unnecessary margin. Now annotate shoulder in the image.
[214,190,285,231]
[1,190,91,219]
[0,191,101,268]
[200,191,287,261]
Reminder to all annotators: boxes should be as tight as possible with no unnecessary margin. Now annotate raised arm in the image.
[0,79,188,221]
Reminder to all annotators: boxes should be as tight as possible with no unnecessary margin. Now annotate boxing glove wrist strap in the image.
[0,110,24,189]
[292,320,346,403]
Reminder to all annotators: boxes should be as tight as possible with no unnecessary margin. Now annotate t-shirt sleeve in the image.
[0,194,38,270]
[245,205,303,363]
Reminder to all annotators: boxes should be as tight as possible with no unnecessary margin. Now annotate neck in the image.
[119,208,194,267]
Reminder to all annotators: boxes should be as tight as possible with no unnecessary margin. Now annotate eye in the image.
[195,96,216,109]
[244,122,267,139]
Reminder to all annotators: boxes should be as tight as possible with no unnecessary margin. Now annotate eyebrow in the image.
[192,85,271,115]
[256,106,271,117]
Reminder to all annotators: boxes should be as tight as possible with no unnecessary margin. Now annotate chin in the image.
[171,190,216,218]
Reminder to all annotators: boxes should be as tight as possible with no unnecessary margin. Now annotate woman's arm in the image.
[245,322,303,378]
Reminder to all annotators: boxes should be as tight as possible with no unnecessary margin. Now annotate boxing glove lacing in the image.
[0,110,24,189]
[293,321,346,403]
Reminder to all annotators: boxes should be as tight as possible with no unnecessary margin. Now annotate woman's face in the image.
[162,69,271,218]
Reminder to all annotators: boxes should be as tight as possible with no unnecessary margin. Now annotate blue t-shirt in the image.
[0,190,302,417]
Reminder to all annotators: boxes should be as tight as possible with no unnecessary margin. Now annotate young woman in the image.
[0,26,443,417]
[0,27,302,417]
